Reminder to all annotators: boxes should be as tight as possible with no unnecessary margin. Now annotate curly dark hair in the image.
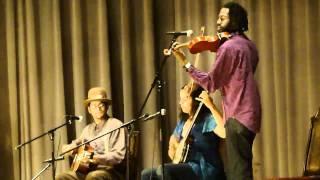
[223,2,248,32]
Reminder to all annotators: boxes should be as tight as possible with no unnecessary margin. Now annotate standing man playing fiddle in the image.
[56,87,126,180]
[167,2,261,180]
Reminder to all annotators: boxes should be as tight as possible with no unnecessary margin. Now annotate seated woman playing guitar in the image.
[56,87,126,180]
[141,83,226,180]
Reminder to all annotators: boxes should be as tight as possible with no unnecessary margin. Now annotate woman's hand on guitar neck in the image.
[198,91,215,109]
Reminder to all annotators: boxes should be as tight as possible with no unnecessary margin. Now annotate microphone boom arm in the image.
[15,116,80,150]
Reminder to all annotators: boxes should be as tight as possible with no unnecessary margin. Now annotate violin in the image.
[188,32,232,54]
[174,32,232,54]
[70,143,97,174]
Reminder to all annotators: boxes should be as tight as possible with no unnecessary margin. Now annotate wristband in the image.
[183,62,192,70]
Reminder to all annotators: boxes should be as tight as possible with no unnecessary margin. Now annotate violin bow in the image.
[189,26,205,94]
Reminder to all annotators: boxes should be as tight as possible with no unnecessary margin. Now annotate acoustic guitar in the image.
[172,101,203,164]
[70,143,97,174]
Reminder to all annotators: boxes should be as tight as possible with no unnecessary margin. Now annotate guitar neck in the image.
[184,102,204,138]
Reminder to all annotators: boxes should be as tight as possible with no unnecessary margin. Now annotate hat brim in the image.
[84,98,112,106]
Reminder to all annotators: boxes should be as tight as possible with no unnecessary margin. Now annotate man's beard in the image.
[217,23,231,33]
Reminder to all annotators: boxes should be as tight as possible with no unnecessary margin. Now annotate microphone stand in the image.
[32,163,51,180]
[303,107,320,176]
[32,155,65,180]
[15,117,79,180]
[136,35,179,180]
[126,122,135,180]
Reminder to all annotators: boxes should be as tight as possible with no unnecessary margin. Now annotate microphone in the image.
[166,30,193,37]
[43,156,64,163]
[66,115,83,122]
[143,109,166,122]
[160,108,166,116]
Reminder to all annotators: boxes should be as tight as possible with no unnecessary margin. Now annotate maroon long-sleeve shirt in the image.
[188,34,261,133]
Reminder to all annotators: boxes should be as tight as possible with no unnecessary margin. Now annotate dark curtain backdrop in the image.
[0,0,319,180]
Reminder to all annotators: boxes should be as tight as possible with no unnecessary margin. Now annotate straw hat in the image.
[84,87,112,106]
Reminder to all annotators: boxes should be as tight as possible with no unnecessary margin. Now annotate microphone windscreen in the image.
[161,109,166,115]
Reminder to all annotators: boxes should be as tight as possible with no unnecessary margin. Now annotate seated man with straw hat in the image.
[56,87,126,180]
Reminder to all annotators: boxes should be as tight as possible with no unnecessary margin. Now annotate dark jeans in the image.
[141,163,197,180]
[225,118,256,180]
